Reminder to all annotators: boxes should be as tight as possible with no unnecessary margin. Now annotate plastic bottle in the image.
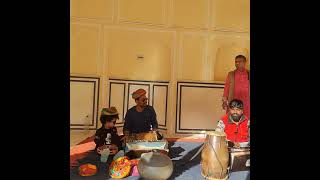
[100,148,110,163]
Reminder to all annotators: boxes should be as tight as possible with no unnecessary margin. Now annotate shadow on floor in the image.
[167,141,204,180]
[70,140,205,180]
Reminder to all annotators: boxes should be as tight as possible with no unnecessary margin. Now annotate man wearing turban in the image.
[123,89,158,136]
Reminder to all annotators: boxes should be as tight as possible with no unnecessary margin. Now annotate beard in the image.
[231,114,242,122]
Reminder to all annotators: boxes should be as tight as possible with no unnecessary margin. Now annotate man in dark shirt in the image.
[123,89,158,135]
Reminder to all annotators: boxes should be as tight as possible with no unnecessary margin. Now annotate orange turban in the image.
[132,89,146,99]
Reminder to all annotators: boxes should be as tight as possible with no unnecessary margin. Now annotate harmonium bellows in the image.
[125,131,158,142]
[126,140,168,151]
[124,132,169,158]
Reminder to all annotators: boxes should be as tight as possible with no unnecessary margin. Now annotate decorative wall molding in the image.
[70,76,100,130]
[152,85,168,128]
[169,0,210,29]
[108,82,126,124]
[70,0,114,22]
[70,22,102,75]
[118,0,167,26]
[175,81,225,134]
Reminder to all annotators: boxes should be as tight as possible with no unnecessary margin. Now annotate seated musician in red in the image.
[215,99,250,148]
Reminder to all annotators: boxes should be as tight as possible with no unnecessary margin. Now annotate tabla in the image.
[201,131,229,180]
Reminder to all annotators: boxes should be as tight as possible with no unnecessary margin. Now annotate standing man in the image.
[222,55,250,118]
[123,89,158,136]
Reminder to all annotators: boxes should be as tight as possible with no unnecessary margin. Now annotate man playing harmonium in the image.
[215,99,250,148]
[123,88,158,136]
[122,89,169,158]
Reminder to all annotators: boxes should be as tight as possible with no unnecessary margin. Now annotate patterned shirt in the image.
[94,127,121,150]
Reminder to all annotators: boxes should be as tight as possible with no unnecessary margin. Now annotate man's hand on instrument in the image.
[122,135,132,143]
[227,141,234,147]
[123,131,131,141]
[123,131,130,136]
[233,142,240,148]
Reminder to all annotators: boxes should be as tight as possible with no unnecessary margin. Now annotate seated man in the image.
[123,89,159,136]
[215,99,250,148]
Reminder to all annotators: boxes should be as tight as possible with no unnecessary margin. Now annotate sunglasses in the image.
[141,98,148,102]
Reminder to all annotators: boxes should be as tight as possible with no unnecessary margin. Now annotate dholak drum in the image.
[201,131,229,180]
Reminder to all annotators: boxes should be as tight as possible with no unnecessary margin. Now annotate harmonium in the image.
[124,131,169,158]
[228,143,250,172]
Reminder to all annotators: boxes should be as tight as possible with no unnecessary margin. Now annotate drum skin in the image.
[201,131,229,180]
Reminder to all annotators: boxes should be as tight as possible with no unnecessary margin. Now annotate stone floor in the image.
[70,130,96,147]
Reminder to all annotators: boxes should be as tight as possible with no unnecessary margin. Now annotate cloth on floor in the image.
[70,141,249,180]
